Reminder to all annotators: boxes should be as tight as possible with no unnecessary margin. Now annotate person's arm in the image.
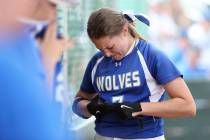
[73,90,97,118]
[38,22,73,92]
[133,77,196,118]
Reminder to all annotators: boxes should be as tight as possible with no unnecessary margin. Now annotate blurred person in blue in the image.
[0,0,74,139]
[148,0,179,57]
[177,46,208,80]
[198,5,210,75]
[35,21,75,138]
[72,8,196,140]
[186,4,210,78]
[168,30,192,64]
[34,22,73,98]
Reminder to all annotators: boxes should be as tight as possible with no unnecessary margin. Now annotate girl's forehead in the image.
[93,36,110,43]
[93,36,115,48]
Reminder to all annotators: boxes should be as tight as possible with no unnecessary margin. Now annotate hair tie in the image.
[123,11,150,26]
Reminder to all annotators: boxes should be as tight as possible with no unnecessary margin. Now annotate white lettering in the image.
[118,74,125,89]
[125,72,132,88]
[96,76,104,91]
[112,96,124,103]
[96,71,140,92]
[105,76,112,91]
[133,71,141,87]
[112,75,119,90]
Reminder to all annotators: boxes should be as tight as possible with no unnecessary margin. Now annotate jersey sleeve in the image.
[80,52,102,94]
[139,40,182,85]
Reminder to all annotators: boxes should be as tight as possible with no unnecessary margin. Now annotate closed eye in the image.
[107,45,114,50]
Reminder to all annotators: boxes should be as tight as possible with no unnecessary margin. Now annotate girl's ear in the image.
[122,23,129,36]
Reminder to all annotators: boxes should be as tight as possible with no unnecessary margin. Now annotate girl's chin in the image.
[113,56,123,61]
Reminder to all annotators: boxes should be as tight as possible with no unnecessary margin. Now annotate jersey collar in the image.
[125,39,139,57]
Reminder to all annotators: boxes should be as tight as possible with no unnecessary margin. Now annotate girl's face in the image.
[92,25,132,61]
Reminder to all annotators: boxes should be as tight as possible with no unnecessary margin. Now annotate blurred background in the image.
[55,0,210,139]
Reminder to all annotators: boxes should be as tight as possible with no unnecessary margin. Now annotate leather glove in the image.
[107,102,144,128]
[86,95,107,119]
[106,102,142,120]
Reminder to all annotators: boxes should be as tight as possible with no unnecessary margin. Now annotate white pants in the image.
[94,133,165,140]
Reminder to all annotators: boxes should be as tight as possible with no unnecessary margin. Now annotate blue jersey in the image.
[0,30,64,140]
[80,40,182,139]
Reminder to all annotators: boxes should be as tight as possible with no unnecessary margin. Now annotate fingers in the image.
[132,112,142,117]
[44,22,57,41]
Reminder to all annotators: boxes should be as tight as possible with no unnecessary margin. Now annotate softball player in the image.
[72,8,196,140]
